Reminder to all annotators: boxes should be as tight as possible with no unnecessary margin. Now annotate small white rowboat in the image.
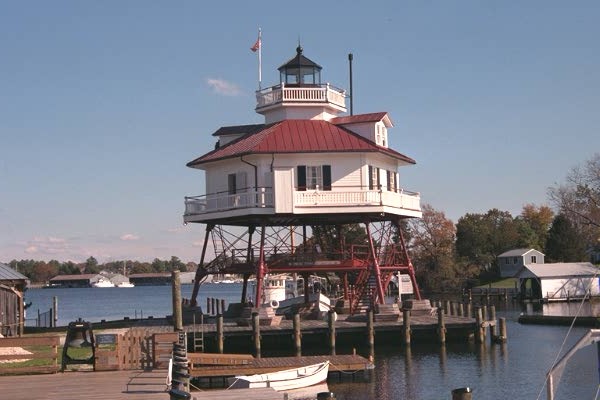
[229,361,330,391]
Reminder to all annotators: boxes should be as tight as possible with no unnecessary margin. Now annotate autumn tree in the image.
[408,204,470,291]
[518,204,554,249]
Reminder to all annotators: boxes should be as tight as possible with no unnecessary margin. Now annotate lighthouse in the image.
[184,45,422,315]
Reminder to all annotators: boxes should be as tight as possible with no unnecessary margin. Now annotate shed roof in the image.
[188,119,415,167]
[516,263,599,279]
[49,274,98,281]
[498,248,544,257]
[0,263,28,281]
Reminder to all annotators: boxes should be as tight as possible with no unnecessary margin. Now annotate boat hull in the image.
[229,361,329,391]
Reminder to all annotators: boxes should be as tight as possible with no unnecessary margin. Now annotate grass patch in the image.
[476,278,517,289]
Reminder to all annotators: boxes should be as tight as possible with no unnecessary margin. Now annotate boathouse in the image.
[497,248,545,278]
[0,263,29,336]
[48,274,101,288]
[516,262,600,301]
[183,44,425,317]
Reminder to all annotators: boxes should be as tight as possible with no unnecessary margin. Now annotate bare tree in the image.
[548,153,600,245]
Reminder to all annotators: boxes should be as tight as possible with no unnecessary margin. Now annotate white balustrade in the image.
[256,84,346,109]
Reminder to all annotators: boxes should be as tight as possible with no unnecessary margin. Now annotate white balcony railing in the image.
[184,187,420,217]
[294,189,421,211]
[184,188,274,216]
[256,83,346,110]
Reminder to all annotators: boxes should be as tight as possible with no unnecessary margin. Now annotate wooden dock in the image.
[0,370,169,400]
[189,354,371,378]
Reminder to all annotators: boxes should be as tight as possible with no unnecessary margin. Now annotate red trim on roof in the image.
[187,119,415,167]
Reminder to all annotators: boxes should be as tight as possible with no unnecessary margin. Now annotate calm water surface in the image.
[24,285,599,400]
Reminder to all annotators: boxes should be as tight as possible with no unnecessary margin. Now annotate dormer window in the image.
[375,124,387,146]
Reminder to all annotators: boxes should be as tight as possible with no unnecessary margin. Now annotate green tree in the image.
[84,256,100,274]
[151,258,167,273]
[169,256,186,272]
[545,214,587,262]
[456,209,522,277]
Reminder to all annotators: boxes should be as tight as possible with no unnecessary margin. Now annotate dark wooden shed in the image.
[0,263,29,336]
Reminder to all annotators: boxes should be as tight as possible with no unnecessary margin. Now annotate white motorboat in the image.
[91,278,115,288]
[116,281,135,288]
[229,361,329,391]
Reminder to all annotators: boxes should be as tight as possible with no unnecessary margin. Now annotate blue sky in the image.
[1,1,599,263]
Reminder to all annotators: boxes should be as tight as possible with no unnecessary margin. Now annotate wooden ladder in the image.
[192,314,204,352]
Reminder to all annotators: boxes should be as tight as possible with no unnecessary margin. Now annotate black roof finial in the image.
[297,37,302,55]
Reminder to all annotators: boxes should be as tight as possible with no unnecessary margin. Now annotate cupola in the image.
[255,45,347,124]
[278,45,322,86]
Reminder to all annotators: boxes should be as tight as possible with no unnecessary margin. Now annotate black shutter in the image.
[322,165,331,191]
[228,173,236,194]
[297,165,306,191]
[387,170,392,191]
[376,167,381,189]
[368,166,374,190]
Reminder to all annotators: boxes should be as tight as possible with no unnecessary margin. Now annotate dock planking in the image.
[192,387,282,400]
[0,370,168,400]
[189,354,371,378]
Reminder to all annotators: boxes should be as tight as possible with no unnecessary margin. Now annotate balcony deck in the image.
[183,187,421,224]
[255,83,346,111]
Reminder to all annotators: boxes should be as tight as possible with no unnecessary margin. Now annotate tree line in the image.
[8,256,196,284]
[409,153,600,292]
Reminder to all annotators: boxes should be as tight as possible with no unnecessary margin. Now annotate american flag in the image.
[250,37,261,52]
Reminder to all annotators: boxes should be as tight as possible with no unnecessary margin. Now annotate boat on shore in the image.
[228,361,329,391]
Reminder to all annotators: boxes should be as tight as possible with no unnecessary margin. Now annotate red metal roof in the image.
[188,119,415,167]
[330,112,390,125]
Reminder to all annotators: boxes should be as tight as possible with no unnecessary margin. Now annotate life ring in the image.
[270,299,279,308]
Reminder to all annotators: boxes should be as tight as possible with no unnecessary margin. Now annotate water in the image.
[24,286,599,399]
[25,283,244,325]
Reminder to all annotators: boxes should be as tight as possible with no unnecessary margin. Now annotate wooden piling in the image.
[366,309,374,359]
[52,296,58,328]
[489,305,497,340]
[216,299,221,315]
[451,301,458,316]
[475,306,484,344]
[497,317,508,343]
[221,299,226,315]
[444,300,451,316]
[458,302,464,317]
[171,270,183,331]
[403,309,411,346]
[252,312,261,358]
[437,307,446,344]
[293,312,302,357]
[482,306,488,340]
[466,303,472,318]
[216,314,224,354]
[329,310,337,356]
[211,298,216,316]
[206,298,210,316]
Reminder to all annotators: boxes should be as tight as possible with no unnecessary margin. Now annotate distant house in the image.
[515,262,600,301]
[497,248,545,278]
[0,263,29,336]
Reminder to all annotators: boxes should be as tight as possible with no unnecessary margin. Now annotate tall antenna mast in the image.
[348,53,354,116]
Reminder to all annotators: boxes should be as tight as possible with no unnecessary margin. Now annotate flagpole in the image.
[258,28,262,90]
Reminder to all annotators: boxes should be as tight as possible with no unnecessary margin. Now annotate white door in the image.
[274,167,293,213]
